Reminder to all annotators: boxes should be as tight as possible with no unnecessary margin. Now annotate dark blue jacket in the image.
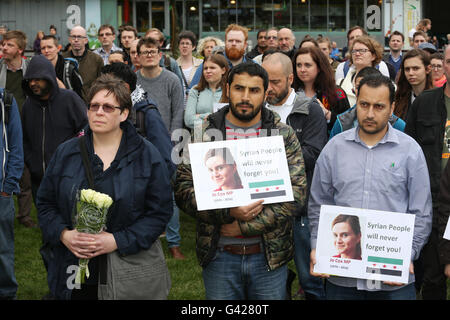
[0,88,23,194]
[36,120,173,299]
[133,89,176,178]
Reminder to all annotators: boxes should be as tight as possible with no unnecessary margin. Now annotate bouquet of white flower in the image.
[74,188,113,284]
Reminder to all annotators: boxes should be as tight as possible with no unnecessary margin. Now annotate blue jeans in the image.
[293,215,326,300]
[166,193,181,248]
[0,195,18,298]
[202,249,287,300]
[325,281,417,300]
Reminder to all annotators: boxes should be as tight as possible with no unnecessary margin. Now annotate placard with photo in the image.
[188,136,293,211]
[314,205,415,284]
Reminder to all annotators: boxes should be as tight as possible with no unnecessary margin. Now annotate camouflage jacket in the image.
[174,105,307,270]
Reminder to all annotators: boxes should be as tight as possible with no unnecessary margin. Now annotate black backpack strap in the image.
[135,109,146,137]
[179,65,189,88]
[78,135,95,189]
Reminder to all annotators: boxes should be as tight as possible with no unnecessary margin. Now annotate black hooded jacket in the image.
[21,55,88,183]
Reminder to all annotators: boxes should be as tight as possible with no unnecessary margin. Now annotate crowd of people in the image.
[0,17,449,301]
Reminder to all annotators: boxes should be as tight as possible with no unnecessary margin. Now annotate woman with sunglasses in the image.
[37,74,173,300]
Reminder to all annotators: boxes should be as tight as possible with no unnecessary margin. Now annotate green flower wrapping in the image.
[74,189,113,285]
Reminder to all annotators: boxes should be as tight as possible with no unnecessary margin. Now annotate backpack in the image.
[63,57,83,91]
[1,89,13,124]
[134,104,158,138]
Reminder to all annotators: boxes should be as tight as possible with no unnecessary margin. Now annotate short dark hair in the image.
[430,52,444,61]
[87,73,132,114]
[227,62,269,92]
[413,31,427,41]
[256,29,267,38]
[178,30,197,48]
[101,62,137,92]
[109,50,128,61]
[42,35,58,46]
[389,30,405,42]
[137,37,160,54]
[119,25,138,38]
[357,74,395,105]
[49,25,57,32]
[98,24,116,36]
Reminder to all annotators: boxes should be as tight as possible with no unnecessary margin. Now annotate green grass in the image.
[12,200,450,300]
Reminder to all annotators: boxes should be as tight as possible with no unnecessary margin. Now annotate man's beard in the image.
[266,85,290,105]
[229,100,264,122]
[226,46,245,61]
[31,83,51,98]
[259,44,268,50]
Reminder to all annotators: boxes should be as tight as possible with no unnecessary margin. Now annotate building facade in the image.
[0,0,444,52]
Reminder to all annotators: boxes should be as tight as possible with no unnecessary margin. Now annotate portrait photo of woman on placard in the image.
[331,214,362,260]
[204,147,243,192]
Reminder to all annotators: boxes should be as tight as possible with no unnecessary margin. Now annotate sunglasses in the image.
[88,103,121,113]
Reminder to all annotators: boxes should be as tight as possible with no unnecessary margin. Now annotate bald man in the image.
[63,25,104,102]
[278,28,297,59]
[262,52,327,300]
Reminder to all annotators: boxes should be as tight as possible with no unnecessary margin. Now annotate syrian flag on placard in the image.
[249,179,286,200]
[366,256,403,278]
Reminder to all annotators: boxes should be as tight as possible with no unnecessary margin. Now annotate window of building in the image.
[220,0,237,31]
[292,1,309,31]
[117,0,134,27]
[329,0,346,31]
[239,0,255,32]
[186,1,200,36]
[273,0,290,29]
[310,0,327,30]
[136,1,149,33]
[255,0,274,30]
[349,0,365,28]
[202,0,219,32]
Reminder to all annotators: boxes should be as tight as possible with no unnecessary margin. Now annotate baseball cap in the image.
[418,42,437,53]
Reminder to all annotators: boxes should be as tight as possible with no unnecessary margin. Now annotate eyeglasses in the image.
[69,35,87,40]
[267,36,278,40]
[351,48,370,55]
[88,103,121,113]
[431,64,443,70]
[99,32,113,37]
[140,50,159,57]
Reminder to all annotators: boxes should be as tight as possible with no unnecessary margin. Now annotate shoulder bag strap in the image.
[78,135,95,189]
[78,135,109,286]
